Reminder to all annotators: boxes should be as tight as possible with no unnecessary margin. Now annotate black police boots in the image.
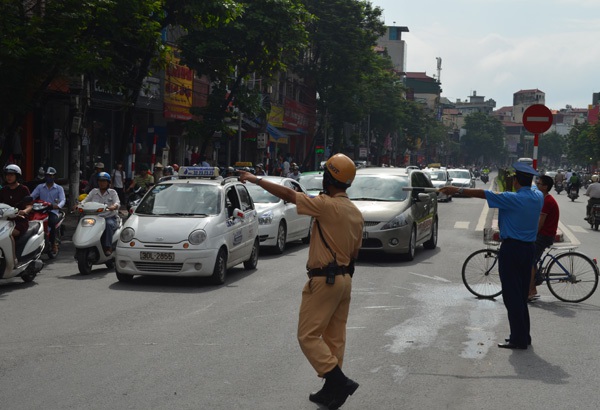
[318,365,359,410]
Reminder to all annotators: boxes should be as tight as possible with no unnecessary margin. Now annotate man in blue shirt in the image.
[31,167,66,254]
[440,162,543,350]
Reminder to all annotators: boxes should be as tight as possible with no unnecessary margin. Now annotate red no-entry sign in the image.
[522,104,553,170]
[523,104,553,134]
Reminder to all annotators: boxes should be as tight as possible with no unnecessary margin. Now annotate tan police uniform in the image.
[295,191,364,377]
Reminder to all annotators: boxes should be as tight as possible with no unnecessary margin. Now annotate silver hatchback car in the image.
[347,168,438,260]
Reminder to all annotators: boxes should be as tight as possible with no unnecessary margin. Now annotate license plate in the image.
[140,251,175,261]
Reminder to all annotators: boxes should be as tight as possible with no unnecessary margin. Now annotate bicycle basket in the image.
[483,227,501,246]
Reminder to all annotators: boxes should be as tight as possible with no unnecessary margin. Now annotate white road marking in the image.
[560,221,581,245]
[567,225,587,234]
[409,272,451,283]
[364,306,406,310]
[475,201,490,231]
[454,221,470,229]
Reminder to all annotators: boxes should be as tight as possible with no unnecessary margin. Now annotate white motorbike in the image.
[0,203,45,282]
[73,202,122,275]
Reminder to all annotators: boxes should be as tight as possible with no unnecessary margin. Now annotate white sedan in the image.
[245,176,312,253]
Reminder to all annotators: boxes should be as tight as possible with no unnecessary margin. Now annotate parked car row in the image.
[108,165,443,285]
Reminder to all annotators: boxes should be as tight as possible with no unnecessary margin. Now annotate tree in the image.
[178,0,310,154]
[566,121,600,168]
[537,131,565,167]
[461,112,507,165]
[297,0,386,153]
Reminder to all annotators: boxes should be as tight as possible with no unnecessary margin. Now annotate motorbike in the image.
[480,172,489,184]
[589,204,600,231]
[126,186,146,212]
[0,203,45,282]
[555,181,563,195]
[567,185,579,202]
[73,201,122,275]
[29,200,65,259]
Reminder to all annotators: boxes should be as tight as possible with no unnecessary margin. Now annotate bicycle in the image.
[462,228,599,303]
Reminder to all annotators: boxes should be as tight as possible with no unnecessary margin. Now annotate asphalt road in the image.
[1,175,599,410]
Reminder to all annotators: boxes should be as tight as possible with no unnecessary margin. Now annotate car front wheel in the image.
[423,217,438,250]
[274,222,287,254]
[210,248,227,285]
[244,238,259,270]
[402,226,416,261]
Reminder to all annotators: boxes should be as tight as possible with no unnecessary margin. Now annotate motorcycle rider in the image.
[30,167,66,254]
[584,174,600,221]
[567,171,581,193]
[554,169,565,187]
[0,165,33,263]
[78,172,120,256]
[126,165,154,194]
[85,162,105,193]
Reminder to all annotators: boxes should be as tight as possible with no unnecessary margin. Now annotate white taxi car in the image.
[245,176,311,253]
[115,167,259,285]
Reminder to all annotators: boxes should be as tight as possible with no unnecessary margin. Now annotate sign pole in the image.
[533,133,539,170]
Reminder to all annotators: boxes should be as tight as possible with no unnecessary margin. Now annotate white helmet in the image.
[45,166,57,175]
[592,175,599,182]
[4,164,22,175]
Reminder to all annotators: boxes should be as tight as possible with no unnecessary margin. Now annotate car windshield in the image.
[449,170,471,179]
[246,183,281,204]
[299,174,323,191]
[347,175,409,201]
[134,184,221,216]
[427,171,446,181]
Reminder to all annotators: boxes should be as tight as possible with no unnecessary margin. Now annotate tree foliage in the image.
[537,131,565,167]
[566,122,600,167]
[297,0,385,152]
[461,112,507,164]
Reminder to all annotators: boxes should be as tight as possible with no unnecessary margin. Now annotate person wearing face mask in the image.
[30,167,66,254]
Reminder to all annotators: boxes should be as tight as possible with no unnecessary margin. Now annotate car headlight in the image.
[381,213,409,230]
[120,227,135,242]
[188,229,207,245]
[259,210,274,225]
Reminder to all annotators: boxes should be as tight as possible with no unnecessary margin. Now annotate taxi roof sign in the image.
[178,166,220,178]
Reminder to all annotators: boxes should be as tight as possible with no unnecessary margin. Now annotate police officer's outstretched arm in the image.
[237,171,297,204]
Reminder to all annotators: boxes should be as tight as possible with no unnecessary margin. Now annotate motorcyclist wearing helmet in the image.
[79,172,120,256]
[31,167,66,254]
[287,164,301,181]
[237,154,363,409]
[0,164,33,238]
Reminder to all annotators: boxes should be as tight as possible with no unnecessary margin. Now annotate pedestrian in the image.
[238,153,364,409]
[529,175,559,301]
[111,161,126,205]
[85,162,105,193]
[440,162,543,349]
[30,166,66,254]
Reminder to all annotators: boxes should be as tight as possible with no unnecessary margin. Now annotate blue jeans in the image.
[102,217,118,250]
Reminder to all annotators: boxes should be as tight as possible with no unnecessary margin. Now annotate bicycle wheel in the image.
[546,252,599,303]
[462,249,502,298]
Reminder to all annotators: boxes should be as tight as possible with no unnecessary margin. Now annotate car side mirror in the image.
[233,208,245,219]
[417,193,430,202]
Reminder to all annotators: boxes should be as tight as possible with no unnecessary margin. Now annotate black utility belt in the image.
[307,266,352,278]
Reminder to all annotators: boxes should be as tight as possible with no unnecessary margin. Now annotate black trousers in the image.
[48,212,59,244]
[498,238,535,346]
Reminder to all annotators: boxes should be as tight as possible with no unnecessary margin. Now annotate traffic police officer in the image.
[440,162,543,349]
[238,154,363,409]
